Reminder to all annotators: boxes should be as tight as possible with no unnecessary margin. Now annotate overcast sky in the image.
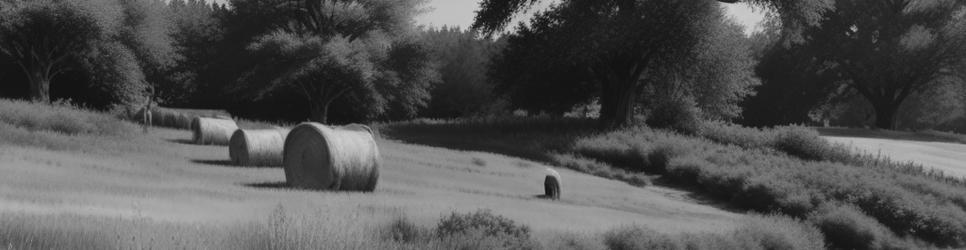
[415,0,767,35]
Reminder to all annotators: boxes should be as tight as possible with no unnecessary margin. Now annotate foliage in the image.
[0,0,178,108]
[239,0,435,124]
[381,118,966,248]
[645,97,702,135]
[807,203,908,250]
[796,0,966,129]
[421,26,502,118]
[602,214,825,250]
[490,0,757,128]
[163,0,225,105]
[435,210,534,249]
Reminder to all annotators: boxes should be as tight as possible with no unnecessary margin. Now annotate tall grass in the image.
[0,99,144,153]
[381,118,966,248]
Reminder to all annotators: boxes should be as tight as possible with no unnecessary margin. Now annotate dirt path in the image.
[0,128,741,234]
[825,136,966,179]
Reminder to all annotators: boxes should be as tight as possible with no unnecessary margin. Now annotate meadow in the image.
[0,100,834,249]
[381,117,966,249]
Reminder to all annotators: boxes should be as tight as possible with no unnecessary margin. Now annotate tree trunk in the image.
[872,101,899,130]
[309,100,330,124]
[599,79,638,129]
[27,69,51,103]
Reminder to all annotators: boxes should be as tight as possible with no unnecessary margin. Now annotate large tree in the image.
[483,0,768,127]
[0,0,172,106]
[801,0,966,129]
[241,0,435,123]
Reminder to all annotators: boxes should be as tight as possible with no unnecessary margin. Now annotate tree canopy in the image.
[487,0,759,127]
[239,0,435,123]
[790,0,966,129]
[0,0,174,107]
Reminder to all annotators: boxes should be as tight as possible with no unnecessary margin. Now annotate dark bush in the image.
[602,226,679,250]
[436,210,534,249]
[807,203,905,250]
[770,126,831,161]
[386,216,424,243]
[646,98,702,135]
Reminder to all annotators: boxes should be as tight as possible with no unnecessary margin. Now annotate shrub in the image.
[602,226,679,250]
[807,203,903,250]
[386,216,424,243]
[646,98,702,135]
[769,126,831,161]
[435,210,534,249]
[0,99,135,136]
[732,214,825,250]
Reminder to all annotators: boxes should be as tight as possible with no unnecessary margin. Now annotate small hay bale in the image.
[283,123,380,191]
[229,127,289,166]
[191,117,238,145]
[544,168,561,200]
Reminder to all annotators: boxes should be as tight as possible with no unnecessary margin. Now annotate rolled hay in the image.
[283,123,379,191]
[544,168,561,200]
[229,127,290,166]
[135,107,232,130]
[191,117,239,145]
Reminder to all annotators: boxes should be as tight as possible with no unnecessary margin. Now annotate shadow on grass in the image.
[191,159,281,168]
[166,138,195,145]
[243,181,291,189]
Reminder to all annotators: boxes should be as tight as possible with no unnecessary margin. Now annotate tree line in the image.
[2,0,966,131]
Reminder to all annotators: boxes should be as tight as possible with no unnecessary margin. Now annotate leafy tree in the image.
[241,0,435,123]
[799,0,966,129]
[421,26,502,118]
[486,0,763,127]
[0,0,173,107]
[164,0,224,105]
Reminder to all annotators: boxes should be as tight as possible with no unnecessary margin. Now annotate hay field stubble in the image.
[0,126,742,247]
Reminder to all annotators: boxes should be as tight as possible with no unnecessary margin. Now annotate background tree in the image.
[487,0,760,127]
[421,26,502,118]
[240,0,435,124]
[799,0,966,129]
[162,0,224,105]
[0,0,171,108]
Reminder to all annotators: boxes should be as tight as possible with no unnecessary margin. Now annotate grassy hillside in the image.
[0,100,833,249]
[381,118,966,249]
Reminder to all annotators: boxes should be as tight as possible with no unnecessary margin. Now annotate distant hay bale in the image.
[191,117,238,145]
[544,168,561,200]
[283,123,380,191]
[229,127,289,166]
[135,107,232,130]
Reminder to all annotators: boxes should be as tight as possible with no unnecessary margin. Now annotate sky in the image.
[415,0,767,35]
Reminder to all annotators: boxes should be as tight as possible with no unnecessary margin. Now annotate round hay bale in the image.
[544,168,561,200]
[191,117,238,145]
[283,123,380,191]
[229,128,289,166]
[150,107,194,129]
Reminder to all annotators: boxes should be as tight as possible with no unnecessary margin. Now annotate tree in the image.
[486,0,764,127]
[164,0,224,105]
[0,0,116,102]
[474,0,833,128]
[421,26,502,118]
[0,0,173,107]
[800,0,966,129]
[241,0,435,123]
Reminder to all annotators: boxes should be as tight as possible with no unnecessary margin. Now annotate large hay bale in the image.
[544,168,561,200]
[229,127,289,166]
[191,117,238,145]
[283,123,380,191]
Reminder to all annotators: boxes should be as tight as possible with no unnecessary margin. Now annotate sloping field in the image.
[825,134,966,179]
[0,128,740,234]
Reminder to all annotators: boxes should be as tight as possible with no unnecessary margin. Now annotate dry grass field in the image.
[822,128,966,179]
[0,101,753,248]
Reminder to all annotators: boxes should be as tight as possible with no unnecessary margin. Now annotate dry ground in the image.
[822,128,966,179]
[0,127,741,236]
